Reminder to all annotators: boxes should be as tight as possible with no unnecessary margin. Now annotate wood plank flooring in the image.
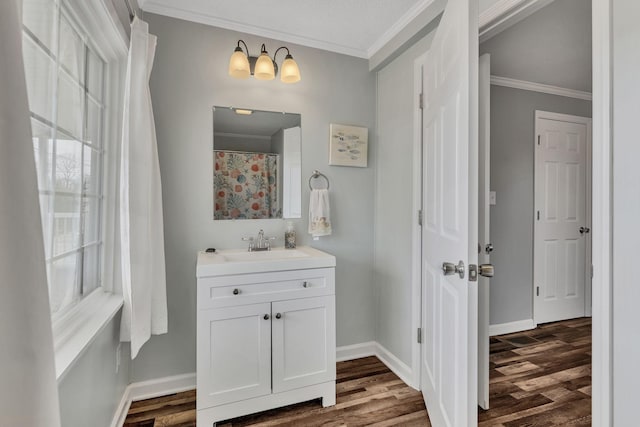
[480,317,591,426]
[124,318,591,426]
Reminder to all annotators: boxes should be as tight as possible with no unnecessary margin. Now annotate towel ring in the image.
[309,170,330,190]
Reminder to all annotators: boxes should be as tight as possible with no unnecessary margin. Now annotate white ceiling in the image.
[138,0,430,58]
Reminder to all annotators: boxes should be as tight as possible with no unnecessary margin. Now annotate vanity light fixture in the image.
[228,40,301,84]
[234,108,253,115]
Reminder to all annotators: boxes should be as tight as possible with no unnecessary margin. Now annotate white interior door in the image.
[420,0,478,424]
[534,111,592,325]
[477,53,491,411]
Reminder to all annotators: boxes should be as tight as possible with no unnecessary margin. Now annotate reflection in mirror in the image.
[213,106,302,220]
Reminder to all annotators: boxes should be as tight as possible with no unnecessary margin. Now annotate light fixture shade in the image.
[228,49,250,79]
[254,53,275,80]
[280,55,301,83]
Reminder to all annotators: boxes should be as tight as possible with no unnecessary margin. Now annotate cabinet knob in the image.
[275,313,282,319]
[303,281,310,288]
[263,314,270,320]
[233,288,240,295]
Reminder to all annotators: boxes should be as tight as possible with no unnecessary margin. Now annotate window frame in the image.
[23,0,129,381]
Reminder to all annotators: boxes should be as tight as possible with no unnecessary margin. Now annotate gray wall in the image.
[488,85,591,325]
[58,313,129,427]
[131,13,377,381]
[374,32,435,366]
[480,0,592,92]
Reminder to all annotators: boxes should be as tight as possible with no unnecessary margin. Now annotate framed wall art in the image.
[329,123,368,167]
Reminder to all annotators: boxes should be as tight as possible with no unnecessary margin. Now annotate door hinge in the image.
[591,264,594,279]
[418,210,423,226]
[417,328,422,344]
[536,286,540,297]
[537,135,541,145]
[537,210,540,221]
[419,93,424,110]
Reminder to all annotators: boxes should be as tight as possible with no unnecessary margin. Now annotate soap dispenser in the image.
[285,221,296,249]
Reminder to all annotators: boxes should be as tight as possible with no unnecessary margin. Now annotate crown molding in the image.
[141,1,368,58]
[480,0,555,43]
[491,75,593,101]
[367,0,440,59]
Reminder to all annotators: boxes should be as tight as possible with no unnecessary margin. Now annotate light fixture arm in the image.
[272,46,291,62]
[236,39,250,57]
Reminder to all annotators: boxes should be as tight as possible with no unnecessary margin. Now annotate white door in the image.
[272,296,336,393]
[477,53,491,411]
[420,0,478,424]
[197,303,272,408]
[534,111,592,324]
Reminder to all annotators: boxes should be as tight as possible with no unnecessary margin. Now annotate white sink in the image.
[221,248,310,262]
[197,246,336,277]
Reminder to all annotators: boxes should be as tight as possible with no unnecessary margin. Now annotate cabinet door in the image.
[197,303,271,408]
[272,296,336,393]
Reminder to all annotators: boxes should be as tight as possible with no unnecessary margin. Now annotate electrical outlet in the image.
[116,343,122,373]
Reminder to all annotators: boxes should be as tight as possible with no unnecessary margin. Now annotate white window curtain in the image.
[0,0,61,425]
[119,16,168,358]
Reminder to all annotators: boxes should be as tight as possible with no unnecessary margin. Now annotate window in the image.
[22,0,106,316]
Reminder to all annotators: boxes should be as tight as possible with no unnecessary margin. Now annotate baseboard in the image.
[111,345,414,426]
[489,319,536,336]
[110,372,197,427]
[110,386,132,427]
[336,341,376,362]
[374,343,416,389]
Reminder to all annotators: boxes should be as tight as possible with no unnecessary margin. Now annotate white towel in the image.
[309,189,332,237]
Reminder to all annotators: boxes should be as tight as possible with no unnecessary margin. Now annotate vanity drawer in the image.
[198,268,335,309]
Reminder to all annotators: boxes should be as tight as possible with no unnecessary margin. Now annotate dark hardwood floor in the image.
[124,318,591,426]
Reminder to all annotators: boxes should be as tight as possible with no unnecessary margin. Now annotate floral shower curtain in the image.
[214,151,279,219]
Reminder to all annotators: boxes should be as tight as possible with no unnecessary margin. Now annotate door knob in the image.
[442,260,465,279]
[275,313,282,319]
[485,243,494,254]
[579,226,591,234]
[263,314,270,320]
[478,264,494,278]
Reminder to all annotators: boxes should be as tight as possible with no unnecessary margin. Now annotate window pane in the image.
[58,14,84,81]
[86,98,102,148]
[32,118,54,191]
[55,137,82,193]
[82,145,101,195]
[23,35,55,122]
[53,194,80,256]
[39,194,53,259]
[57,73,84,139]
[81,196,100,244]
[23,0,58,53]
[81,245,100,295]
[50,253,80,314]
[87,49,103,100]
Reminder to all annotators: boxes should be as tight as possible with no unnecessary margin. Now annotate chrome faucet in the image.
[242,229,276,251]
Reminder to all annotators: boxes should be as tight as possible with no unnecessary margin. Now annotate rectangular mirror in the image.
[213,106,302,220]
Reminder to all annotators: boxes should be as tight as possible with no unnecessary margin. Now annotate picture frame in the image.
[328,123,368,167]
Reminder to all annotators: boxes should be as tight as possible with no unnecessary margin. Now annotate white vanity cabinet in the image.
[196,247,336,426]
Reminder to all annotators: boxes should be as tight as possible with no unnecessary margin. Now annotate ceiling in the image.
[138,0,430,58]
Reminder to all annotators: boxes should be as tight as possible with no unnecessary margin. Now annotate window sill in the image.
[53,290,124,382]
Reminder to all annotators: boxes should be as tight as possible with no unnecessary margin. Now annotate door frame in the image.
[409,0,612,423]
[533,110,593,325]
[410,51,428,389]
